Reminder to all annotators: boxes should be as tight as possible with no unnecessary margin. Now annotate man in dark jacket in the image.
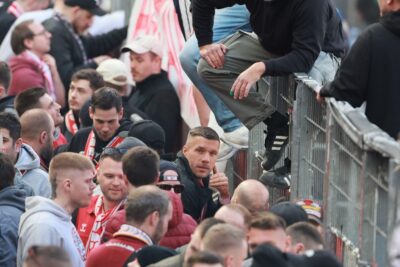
[0,153,33,267]
[43,0,128,90]
[0,61,14,114]
[318,0,400,139]
[176,126,230,222]
[122,35,182,154]
[194,0,348,171]
[67,87,131,164]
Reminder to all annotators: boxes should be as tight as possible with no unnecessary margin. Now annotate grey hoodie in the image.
[0,184,32,267]
[14,144,51,198]
[17,196,86,267]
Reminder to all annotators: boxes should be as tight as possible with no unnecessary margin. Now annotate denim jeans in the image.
[179,5,251,133]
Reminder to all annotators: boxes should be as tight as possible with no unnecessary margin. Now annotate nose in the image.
[201,152,211,163]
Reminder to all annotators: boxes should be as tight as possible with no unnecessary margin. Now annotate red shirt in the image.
[86,225,153,267]
[76,196,99,247]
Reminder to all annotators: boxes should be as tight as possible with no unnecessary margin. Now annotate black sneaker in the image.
[259,159,291,189]
[261,123,289,170]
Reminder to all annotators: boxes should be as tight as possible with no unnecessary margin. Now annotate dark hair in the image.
[11,20,35,54]
[0,112,21,142]
[24,245,72,267]
[14,87,46,116]
[0,61,11,90]
[71,69,105,90]
[356,0,379,25]
[286,222,324,249]
[91,87,122,112]
[122,146,160,186]
[185,251,224,267]
[250,212,286,231]
[99,147,124,162]
[125,185,170,225]
[188,126,220,142]
[0,153,16,190]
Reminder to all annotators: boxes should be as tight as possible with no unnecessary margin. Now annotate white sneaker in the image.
[217,142,238,161]
[221,126,249,149]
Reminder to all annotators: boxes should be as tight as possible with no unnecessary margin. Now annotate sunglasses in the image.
[157,184,185,194]
[101,147,128,156]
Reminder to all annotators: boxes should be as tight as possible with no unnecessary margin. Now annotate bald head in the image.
[232,179,269,216]
[20,108,54,141]
[214,204,251,230]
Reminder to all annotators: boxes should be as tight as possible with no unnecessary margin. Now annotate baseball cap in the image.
[296,199,323,225]
[270,201,308,227]
[96,59,129,87]
[64,0,106,16]
[121,35,163,58]
[159,160,180,182]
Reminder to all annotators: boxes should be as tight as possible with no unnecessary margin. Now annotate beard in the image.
[40,142,53,167]
[152,217,168,244]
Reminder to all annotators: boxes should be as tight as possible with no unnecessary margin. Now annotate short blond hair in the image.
[49,152,94,198]
[202,224,246,255]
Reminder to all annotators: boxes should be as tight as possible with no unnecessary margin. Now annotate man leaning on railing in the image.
[317,0,400,140]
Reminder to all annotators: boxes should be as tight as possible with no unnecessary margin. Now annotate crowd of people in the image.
[0,0,399,266]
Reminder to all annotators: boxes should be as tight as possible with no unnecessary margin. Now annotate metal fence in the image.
[247,74,400,267]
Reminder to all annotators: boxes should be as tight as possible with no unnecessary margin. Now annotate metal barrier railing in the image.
[247,74,400,267]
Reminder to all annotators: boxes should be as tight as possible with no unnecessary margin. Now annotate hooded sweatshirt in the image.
[14,144,51,198]
[320,12,400,139]
[17,196,86,267]
[0,184,31,267]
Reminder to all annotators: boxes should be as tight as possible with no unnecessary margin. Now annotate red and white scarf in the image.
[20,51,56,99]
[65,110,78,135]
[7,1,24,18]
[83,130,124,161]
[86,196,126,253]
[114,224,153,246]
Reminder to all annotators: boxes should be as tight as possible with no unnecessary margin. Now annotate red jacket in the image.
[159,192,197,249]
[86,225,152,267]
[8,54,47,96]
[103,192,197,248]
[76,195,99,247]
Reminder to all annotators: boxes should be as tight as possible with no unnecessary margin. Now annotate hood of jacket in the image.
[381,11,400,37]
[0,184,29,212]
[9,54,41,73]
[19,196,71,230]
[167,191,183,228]
[14,144,41,174]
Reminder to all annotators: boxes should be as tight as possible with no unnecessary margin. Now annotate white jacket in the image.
[17,196,86,267]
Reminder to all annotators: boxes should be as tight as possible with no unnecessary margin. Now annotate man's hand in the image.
[200,43,227,69]
[209,171,229,199]
[316,91,325,104]
[42,54,57,72]
[231,62,266,100]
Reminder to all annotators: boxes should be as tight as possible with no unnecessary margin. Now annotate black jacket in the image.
[128,71,181,153]
[320,12,400,139]
[67,120,132,163]
[43,16,128,90]
[0,95,15,113]
[192,0,348,76]
[176,152,221,222]
[0,1,14,43]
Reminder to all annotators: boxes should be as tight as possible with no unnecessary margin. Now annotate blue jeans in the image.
[179,5,251,133]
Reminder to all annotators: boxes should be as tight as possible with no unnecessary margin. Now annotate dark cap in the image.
[136,245,178,266]
[159,160,180,182]
[116,137,146,152]
[64,0,106,16]
[270,201,308,227]
[128,120,165,152]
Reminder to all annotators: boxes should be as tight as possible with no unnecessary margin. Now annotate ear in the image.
[118,107,124,120]
[149,210,160,227]
[182,144,188,156]
[14,138,23,153]
[89,106,94,119]
[224,255,233,267]
[0,86,5,97]
[23,38,33,50]
[39,131,47,145]
[294,243,305,254]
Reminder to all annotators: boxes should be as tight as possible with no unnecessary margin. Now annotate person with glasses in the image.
[157,160,197,249]
[74,147,128,254]
[8,19,65,107]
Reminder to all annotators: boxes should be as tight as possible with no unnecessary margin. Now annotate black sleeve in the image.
[319,30,370,107]
[145,91,181,153]
[263,0,329,76]
[82,26,128,58]
[192,0,243,47]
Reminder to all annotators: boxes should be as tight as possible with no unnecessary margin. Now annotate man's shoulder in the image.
[43,17,63,31]
[68,127,92,152]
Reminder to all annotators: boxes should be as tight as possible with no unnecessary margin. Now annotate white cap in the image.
[96,59,129,86]
[121,35,163,58]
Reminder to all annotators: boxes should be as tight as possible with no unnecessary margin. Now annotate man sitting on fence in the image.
[317,0,400,139]
[194,0,348,171]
